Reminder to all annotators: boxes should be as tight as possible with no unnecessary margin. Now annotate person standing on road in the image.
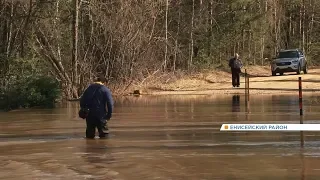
[228,53,243,87]
[80,75,114,139]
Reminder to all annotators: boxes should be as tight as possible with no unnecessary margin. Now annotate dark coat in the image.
[229,57,242,73]
[80,83,114,120]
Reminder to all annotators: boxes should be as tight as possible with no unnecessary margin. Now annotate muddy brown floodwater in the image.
[1,94,320,180]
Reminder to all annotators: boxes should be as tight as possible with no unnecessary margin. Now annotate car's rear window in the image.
[277,51,299,58]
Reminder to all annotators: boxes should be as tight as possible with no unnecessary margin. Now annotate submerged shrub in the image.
[0,76,61,111]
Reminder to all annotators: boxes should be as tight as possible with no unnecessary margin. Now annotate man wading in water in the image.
[228,53,243,88]
[80,75,114,139]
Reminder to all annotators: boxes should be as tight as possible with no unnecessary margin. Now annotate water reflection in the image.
[83,139,112,164]
[300,149,305,180]
[0,94,320,179]
[232,95,240,112]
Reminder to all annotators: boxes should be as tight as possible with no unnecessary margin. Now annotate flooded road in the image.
[1,94,320,179]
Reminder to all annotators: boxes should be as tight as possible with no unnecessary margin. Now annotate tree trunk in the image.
[72,0,79,98]
[6,0,13,58]
[274,0,278,55]
[260,0,267,65]
[55,0,62,65]
[34,27,78,100]
[20,0,33,58]
[302,0,306,53]
[299,0,302,49]
[308,0,315,55]
[208,0,213,57]
[174,0,181,72]
[242,29,245,61]
[287,13,292,48]
[164,0,168,71]
[189,0,194,71]
[248,31,251,64]
[254,41,256,65]
[278,15,281,50]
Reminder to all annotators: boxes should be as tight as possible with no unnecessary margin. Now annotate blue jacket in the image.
[80,82,114,120]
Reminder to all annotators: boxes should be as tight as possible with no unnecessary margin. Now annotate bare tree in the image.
[164,0,168,71]
[72,0,79,98]
[190,0,194,71]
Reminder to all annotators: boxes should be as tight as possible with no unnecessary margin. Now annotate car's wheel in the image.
[280,72,284,76]
[272,71,276,76]
[303,64,308,74]
[297,65,301,74]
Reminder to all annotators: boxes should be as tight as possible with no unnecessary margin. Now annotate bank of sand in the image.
[138,66,320,95]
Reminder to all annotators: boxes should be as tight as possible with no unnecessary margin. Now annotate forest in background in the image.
[1,0,320,108]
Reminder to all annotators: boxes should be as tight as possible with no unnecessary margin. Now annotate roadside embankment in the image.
[133,66,320,95]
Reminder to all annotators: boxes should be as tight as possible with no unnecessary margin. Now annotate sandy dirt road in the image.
[146,67,320,95]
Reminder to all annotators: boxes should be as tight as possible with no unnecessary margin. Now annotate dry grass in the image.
[134,66,270,92]
[245,66,271,77]
[125,66,320,95]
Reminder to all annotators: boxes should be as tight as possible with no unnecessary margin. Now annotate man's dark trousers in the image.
[231,68,240,87]
[85,114,106,139]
